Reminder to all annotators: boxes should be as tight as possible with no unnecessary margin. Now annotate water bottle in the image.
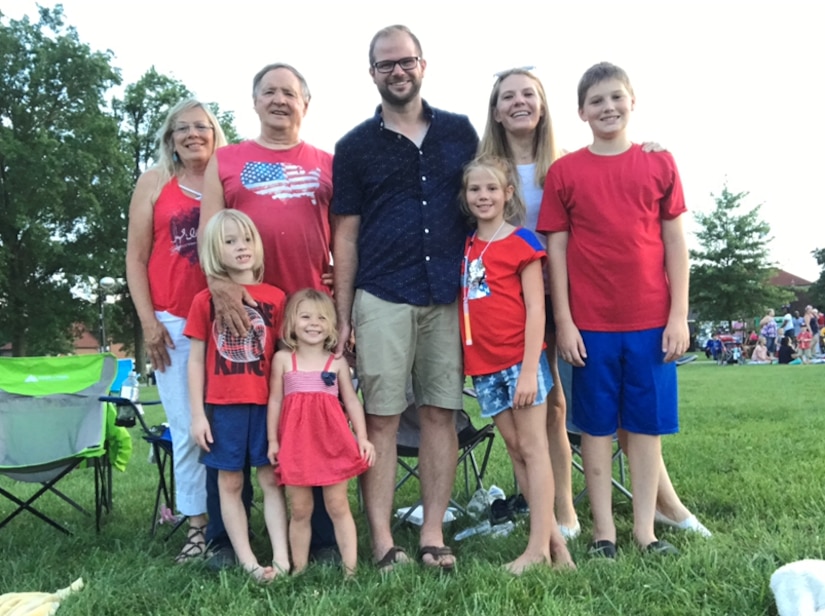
[455,520,492,541]
[487,485,506,501]
[454,519,516,541]
[121,371,140,402]
[466,489,491,520]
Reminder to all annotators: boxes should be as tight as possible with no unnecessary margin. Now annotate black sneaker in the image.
[645,540,679,556]
[205,544,237,572]
[506,493,529,515]
[588,540,617,559]
[489,499,512,525]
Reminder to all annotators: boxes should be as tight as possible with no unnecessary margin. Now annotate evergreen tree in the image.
[690,184,793,327]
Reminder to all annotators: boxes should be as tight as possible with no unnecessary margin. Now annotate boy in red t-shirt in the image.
[537,62,689,558]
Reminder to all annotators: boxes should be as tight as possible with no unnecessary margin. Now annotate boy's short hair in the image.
[368,24,423,66]
[577,61,635,110]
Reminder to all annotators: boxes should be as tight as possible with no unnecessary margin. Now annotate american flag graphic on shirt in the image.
[240,162,322,204]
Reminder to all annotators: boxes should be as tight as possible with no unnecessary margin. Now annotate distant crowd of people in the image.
[704,305,823,366]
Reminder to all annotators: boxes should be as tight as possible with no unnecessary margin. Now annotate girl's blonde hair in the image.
[200,210,265,283]
[281,289,338,352]
[155,98,228,187]
[478,68,559,190]
[460,155,526,226]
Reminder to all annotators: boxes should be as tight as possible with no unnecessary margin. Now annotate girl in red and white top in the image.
[459,156,573,573]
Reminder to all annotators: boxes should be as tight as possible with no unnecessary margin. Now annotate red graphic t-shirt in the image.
[217,141,333,295]
[184,283,286,405]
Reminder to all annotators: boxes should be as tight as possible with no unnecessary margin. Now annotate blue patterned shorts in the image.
[471,354,554,418]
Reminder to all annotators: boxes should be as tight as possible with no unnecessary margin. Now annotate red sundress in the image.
[275,353,369,486]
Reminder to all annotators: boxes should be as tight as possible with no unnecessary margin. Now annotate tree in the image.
[0,6,131,356]
[115,67,192,183]
[808,248,825,309]
[689,183,793,328]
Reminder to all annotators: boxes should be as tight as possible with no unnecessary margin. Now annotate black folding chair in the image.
[101,396,186,538]
[392,397,496,530]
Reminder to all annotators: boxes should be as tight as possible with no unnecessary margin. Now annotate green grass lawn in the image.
[1,360,823,615]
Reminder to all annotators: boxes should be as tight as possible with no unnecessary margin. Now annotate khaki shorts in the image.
[353,290,463,416]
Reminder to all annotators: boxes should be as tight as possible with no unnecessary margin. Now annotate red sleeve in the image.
[536,163,570,234]
[183,291,211,341]
[658,152,687,220]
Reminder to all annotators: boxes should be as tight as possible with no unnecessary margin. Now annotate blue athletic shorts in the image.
[200,403,270,471]
[572,328,678,436]
[471,354,554,418]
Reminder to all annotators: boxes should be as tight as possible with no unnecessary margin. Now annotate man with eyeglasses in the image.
[332,24,478,572]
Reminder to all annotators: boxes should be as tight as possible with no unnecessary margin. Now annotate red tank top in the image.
[147,177,207,318]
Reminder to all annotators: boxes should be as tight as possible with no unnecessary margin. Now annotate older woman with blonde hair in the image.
[479,68,710,547]
[126,98,228,563]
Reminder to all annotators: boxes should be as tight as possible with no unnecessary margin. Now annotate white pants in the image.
[153,311,207,516]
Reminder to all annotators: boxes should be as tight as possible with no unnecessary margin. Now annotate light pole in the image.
[98,276,116,353]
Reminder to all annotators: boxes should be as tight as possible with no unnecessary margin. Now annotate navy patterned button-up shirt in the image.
[332,101,479,306]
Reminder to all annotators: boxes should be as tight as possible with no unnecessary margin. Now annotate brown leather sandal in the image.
[418,545,455,573]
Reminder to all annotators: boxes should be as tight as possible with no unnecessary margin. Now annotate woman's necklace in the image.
[462,220,507,346]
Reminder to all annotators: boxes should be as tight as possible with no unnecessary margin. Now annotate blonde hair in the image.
[281,289,338,352]
[155,98,228,186]
[478,68,559,190]
[200,210,264,283]
[460,156,526,226]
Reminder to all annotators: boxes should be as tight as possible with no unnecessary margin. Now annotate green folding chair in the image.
[0,354,118,534]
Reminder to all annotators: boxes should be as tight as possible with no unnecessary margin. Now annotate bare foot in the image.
[272,560,291,577]
[503,551,551,575]
[244,563,276,584]
[550,534,576,569]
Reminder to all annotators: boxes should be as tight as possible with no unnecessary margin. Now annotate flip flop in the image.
[375,546,409,573]
[418,545,455,573]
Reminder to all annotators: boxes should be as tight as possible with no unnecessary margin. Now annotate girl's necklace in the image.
[462,220,507,346]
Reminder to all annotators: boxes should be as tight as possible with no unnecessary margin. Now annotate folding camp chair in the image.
[0,354,117,535]
[392,398,495,530]
[102,390,184,539]
[557,358,632,504]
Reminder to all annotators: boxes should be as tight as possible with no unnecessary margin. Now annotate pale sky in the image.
[4,0,822,281]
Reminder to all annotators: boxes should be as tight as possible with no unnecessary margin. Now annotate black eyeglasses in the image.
[373,56,421,74]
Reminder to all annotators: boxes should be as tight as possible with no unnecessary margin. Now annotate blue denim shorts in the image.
[471,354,553,418]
